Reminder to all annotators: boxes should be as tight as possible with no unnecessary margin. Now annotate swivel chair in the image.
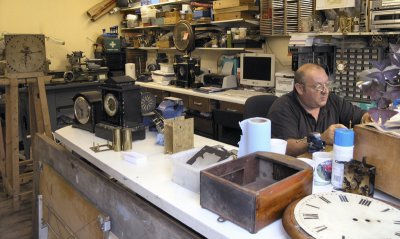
[243,94,278,119]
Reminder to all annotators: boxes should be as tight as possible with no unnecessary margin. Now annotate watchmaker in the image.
[267,63,372,156]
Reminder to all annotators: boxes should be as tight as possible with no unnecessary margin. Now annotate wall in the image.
[0,0,121,71]
[265,36,292,73]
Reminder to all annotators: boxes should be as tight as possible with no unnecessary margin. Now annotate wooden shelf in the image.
[120,0,191,12]
[125,46,262,52]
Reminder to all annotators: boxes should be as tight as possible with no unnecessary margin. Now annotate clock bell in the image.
[100,76,142,127]
[72,91,102,132]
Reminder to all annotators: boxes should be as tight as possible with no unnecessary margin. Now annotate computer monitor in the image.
[240,53,275,88]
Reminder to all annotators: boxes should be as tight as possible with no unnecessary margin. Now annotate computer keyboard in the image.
[219,89,271,98]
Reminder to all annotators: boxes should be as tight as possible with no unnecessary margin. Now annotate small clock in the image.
[283,192,400,239]
[4,34,46,75]
[103,93,118,117]
[72,91,102,132]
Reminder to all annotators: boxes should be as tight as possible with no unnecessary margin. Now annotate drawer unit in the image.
[189,96,215,113]
[219,101,244,113]
[170,92,189,109]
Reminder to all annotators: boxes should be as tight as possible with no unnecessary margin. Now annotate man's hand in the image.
[320,124,347,145]
[361,112,373,124]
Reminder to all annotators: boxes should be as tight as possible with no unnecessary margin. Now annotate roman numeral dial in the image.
[291,192,400,239]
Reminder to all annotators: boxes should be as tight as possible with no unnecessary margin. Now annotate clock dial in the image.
[104,93,118,117]
[5,34,46,73]
[294,192,400,239]
[74,96,91,125]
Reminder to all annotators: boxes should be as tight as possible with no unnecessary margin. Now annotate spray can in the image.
[331,128,354,188]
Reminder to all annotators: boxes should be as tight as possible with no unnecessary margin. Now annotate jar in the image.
[238,28,247,39]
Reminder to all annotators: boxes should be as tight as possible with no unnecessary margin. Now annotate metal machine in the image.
[64,51,108,82]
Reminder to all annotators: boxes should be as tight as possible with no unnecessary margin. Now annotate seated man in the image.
[267,63,371,156]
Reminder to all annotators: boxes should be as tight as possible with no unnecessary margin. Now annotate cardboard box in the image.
[213,5,259,14]
[214,11,255,21]
[156,40,173,48]
[213,0,255,10]
[200,152,313,233]
[164,15,181,24]
[354,125,400,199]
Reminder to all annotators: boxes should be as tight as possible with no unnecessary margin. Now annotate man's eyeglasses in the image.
[303,82,332,92]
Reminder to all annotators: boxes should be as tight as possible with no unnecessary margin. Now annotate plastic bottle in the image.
[331,128,354,188]
[226,30,232,48]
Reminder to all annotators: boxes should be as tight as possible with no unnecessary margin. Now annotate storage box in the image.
[171,147,233,193]
[213,5,259,14]
[354,125,400,199]
[155,40,173,48]
[214,11,255,21]
[213,0,255,10]
[200,152,313,233]
[164,15,181,24]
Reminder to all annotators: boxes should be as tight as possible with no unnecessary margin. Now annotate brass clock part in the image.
[4,34,46,75]
[283,192,400,239]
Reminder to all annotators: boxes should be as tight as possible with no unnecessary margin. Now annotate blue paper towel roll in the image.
[238,117,271,157]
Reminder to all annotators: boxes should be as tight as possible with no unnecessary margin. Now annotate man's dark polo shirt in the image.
[267,91,366,140]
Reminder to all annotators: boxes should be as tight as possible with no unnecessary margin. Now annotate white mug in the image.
[312,152,332,185]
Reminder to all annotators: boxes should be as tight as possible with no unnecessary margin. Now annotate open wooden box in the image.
[200,152,313,233]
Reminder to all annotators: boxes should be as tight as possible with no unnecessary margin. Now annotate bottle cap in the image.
[334,128,354,147]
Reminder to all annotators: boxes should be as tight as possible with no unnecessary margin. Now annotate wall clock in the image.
[73,91,102,132]
[283,192,400,239]
[4,34,46,75]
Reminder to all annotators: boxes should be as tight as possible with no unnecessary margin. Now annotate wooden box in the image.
[214,11,255,21]
[213,0,255,10]
[354,125,400,199]
[164,15,181,24]
[200,152,313,233]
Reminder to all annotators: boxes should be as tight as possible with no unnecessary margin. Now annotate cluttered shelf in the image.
[126,46,250,51]
[121,18,260,31]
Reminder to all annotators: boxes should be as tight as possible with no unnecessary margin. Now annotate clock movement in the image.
[283,191,400,239]
[4,34,46,76]
[100,75,142,127]
[72,91,102,132]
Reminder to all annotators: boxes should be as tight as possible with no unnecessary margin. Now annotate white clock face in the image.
[294,192,400,239]
[5,34,46,73]
[74,96,91,125]
[104,93,118,117]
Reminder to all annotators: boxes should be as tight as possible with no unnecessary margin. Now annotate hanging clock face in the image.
[293,192,400,239]
[173,20,195,54]
[4,34,46,74]
[74,96,91,125]
[336,60,348,74]
[104,93,118,117]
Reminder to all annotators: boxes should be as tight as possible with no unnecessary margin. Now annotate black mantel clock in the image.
[100,76,142,127]
[73,91,102,133]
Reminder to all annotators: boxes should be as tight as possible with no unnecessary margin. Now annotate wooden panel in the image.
[32,134,203,239]
[219,101,244,113]
[40,164,108,239]
[354,125,400,199]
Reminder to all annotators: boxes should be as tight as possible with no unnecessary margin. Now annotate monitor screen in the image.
[240,53,275,88]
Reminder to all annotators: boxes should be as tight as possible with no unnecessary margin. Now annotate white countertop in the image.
[55,126,290,239]
[135,81,270,105]
[54,126,400,238]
